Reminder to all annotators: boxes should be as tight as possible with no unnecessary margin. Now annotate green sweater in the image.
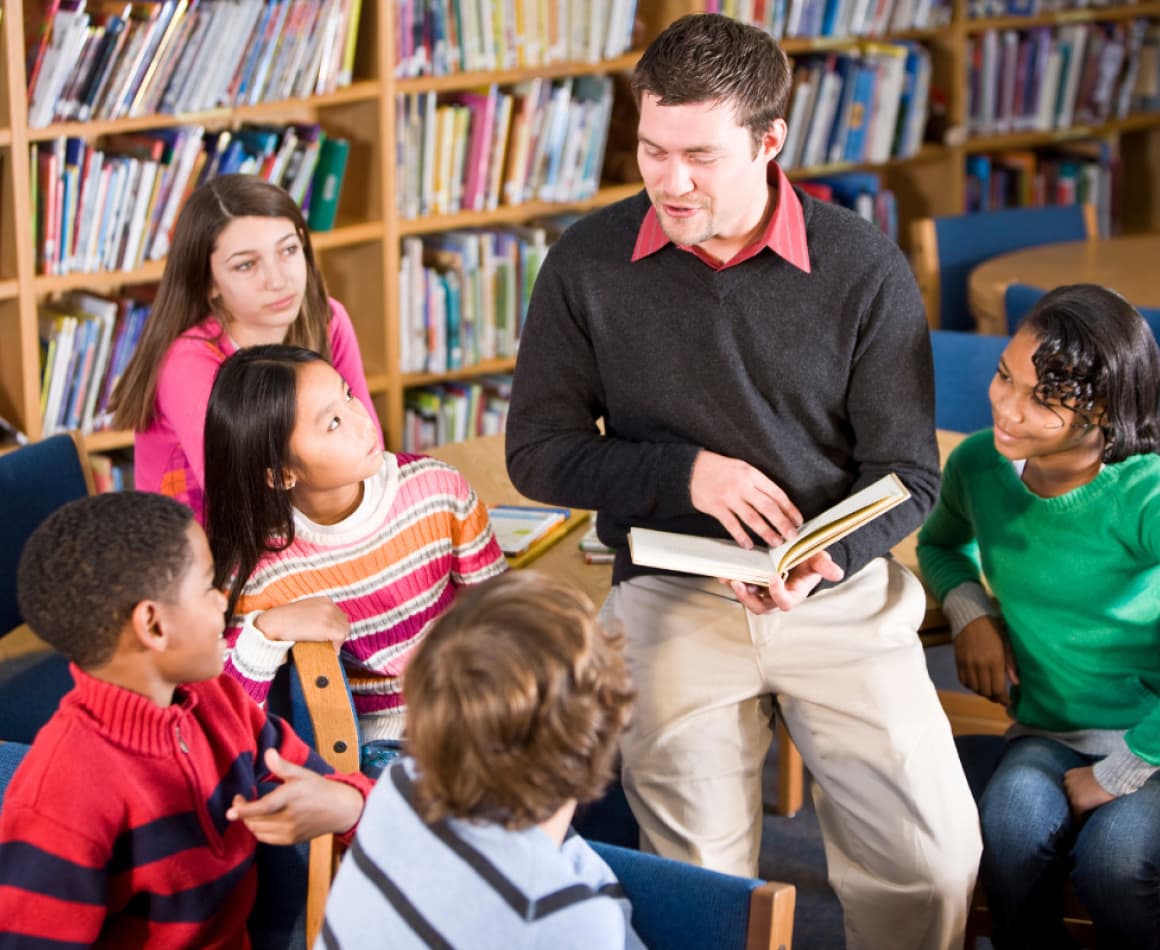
[918,430,1160,767]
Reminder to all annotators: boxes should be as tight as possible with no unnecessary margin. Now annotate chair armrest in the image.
[289,642,360,772]
[287,642,360,948]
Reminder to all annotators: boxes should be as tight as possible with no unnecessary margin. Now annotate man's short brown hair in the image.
[404,571,635,829]
[631,13,792,154]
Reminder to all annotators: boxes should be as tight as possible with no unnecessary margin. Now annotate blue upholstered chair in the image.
[930,330,1010,434]
[592,841,796,950]
[0,432,94,743]
[910,204,1095,331]
[1004,281,1160,340]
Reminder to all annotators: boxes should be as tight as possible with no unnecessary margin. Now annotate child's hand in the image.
[226,749,365,845]
[255,597,349,649]
[725,551,844,614]
[1063,765,1115,816]
[953,617,1013,705]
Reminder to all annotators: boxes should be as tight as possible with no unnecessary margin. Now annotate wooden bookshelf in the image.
[2,1,1157,460]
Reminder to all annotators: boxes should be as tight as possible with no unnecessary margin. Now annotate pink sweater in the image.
[135,299,377,522]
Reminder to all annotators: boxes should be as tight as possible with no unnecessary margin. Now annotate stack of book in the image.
[965,142,1119,234]
[779,42,932,171]
[393,0,639,77]
[578,525,615,565]
[966,20,1153,137]
[30,123,351,276]
[398,227,550,376]
[403,375,512,453]
[706,0,951,40]
[37,289,154,437]
[24,0,364,128]
[396,75,615,219]
[488,504,589,568]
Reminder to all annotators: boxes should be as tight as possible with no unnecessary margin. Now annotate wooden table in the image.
[968,233,1160,336]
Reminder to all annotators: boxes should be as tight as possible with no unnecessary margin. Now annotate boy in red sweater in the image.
[0,492,373,949]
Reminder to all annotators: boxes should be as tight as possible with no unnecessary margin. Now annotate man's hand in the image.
[690,450,803,549]
[953,616,1016,706]
[1063,765,1115,816]
[226,749,365,845]
[726,550,844,614]
[255,597,349,650]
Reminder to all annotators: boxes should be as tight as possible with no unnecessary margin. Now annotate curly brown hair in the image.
[404,571,635,829]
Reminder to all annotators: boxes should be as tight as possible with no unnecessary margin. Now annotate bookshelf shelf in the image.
[0,130,10,147]
[0,279,18,301]
[789,143,950,178]
[963,113,1160,151]
[32,260,168,295]
[402,357,519,389]
[393,53,642,94]
[781,27,945,53]
[397,183,643,236]
[965,2,1160,32]
[25,81,384,144]
[85,430,134,453]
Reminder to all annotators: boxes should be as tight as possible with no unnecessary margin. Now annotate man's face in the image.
[636,94,779,256]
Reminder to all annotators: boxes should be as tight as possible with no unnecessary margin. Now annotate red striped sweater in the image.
[225,453,507,741]
[0,667,373,949]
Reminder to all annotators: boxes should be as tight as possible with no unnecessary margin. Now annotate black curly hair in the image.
[17,492,195,668]
[1021,283,1160,462]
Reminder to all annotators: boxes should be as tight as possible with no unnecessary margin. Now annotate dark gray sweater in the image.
[506,188,940,586]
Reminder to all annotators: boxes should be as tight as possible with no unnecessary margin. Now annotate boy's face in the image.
[155,523,229,685]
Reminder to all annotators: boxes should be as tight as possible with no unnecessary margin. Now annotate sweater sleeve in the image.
[235,680,374,845]
[327,298,382,448]
[506,244,702,520]
[446,472,508,585]
[223,611,294,706]
[0,736,113,946]
[917,444,986,602]
[822,251,942,579]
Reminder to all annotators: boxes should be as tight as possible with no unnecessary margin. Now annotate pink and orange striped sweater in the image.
[224,452,506,741]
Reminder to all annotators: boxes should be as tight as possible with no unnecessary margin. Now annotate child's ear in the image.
[265,468,298,491]
[129,600,168,653]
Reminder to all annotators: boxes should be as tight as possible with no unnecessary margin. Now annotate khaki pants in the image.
[604,558,981,950]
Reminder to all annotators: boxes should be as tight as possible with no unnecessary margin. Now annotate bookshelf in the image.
[1,0,1157,460]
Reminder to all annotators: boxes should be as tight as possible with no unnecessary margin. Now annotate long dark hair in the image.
[204,344,325,615]
[1022,283,1160,462]
[111,174,333,432]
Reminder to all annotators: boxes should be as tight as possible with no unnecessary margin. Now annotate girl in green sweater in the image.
[918,283,1160,949]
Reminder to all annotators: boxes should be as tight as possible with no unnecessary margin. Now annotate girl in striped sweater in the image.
[203,345,507,751]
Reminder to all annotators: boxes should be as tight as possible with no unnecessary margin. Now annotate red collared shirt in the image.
[631,161,811,273]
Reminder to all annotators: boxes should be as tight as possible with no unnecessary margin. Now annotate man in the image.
[505,13,980,950]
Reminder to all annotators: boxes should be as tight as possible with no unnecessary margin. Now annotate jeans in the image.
[969,735,1160,949]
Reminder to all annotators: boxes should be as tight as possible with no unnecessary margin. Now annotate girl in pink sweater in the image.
[110,174,379,522]
[203,345,507,748]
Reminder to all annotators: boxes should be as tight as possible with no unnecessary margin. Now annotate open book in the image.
[627,473,910,585]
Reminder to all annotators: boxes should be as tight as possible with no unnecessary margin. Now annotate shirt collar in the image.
[630,162,811,273]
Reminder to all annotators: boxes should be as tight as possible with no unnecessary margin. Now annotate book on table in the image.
[488,504,578,558]
[627,473,911,586]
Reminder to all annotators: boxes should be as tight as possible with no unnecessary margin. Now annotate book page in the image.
[627,529,777,586]
[769,473,910,575]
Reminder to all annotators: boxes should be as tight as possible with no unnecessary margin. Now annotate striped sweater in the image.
[0,667,373,949]
[226,452,507,741]
[317,758,644,950]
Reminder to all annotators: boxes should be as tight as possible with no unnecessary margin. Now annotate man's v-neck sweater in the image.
[507,188,940,584]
